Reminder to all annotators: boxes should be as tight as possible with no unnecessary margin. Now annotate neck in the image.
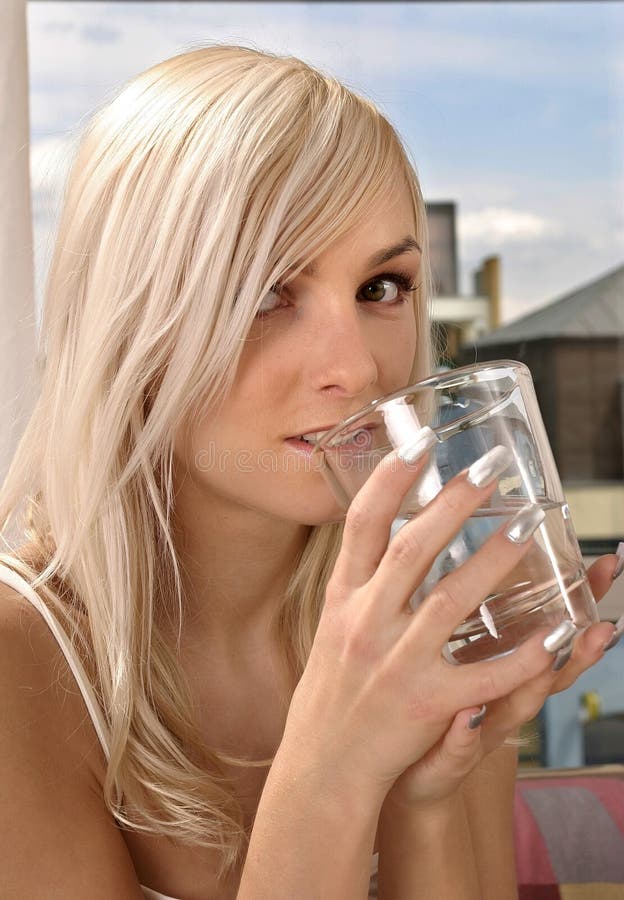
[171,484,311,652]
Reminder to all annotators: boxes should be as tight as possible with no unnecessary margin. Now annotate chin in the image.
[281,494,348,528]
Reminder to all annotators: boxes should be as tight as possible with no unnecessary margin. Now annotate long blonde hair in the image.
[0,43,432,876]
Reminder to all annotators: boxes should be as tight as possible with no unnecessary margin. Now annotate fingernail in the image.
[397,426,439,465]
[544,619,577,653]
[552,645,573,672]
[604,613,624,652]
[467,445,514,488]
[468,704,487,730]
[504,503,546,544]
[612,542,624,581]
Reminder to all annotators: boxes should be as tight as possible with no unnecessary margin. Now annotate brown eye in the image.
[360,279,400,303]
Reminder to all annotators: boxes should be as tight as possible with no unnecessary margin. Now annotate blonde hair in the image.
[0,44,432,876]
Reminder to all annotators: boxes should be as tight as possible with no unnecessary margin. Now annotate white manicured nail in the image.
[544,620,577,653]
[612,542,624,581]
[397,426,439,465]
[604,613,624,652]
[504,504,545,544]
[467,445,514,488]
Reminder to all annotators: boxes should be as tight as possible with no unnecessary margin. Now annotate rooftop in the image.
[474,262,624,345]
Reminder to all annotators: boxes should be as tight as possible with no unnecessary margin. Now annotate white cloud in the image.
[451,168,624,323]
[79,23,122,45]
[25,2,623,329]
[26,2,616,99]
[458,208,562,246]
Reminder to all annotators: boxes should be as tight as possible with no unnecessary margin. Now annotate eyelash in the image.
[256,270,418,319]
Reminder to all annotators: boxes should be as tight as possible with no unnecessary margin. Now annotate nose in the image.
[308,301,378,398]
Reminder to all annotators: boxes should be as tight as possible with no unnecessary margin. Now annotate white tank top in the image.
[0,563,379,899]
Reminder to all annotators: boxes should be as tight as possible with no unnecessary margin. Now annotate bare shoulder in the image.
[0,576,100,767]
[0,579,144,898]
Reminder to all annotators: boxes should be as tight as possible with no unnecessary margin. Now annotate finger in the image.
[367,445,513,614]
[406,502,546,647]
[549,620,614,693]
[587,552,623,603]
[331,426,438,589]
[477,624,612,753]
[419,706,484,778]
[449,628,555,710]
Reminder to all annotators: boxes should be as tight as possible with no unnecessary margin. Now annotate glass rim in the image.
[312,358,530,450]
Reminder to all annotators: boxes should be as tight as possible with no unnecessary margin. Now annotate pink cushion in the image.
[514,766,624,899]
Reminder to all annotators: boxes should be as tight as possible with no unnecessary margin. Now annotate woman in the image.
[0,44,619,900]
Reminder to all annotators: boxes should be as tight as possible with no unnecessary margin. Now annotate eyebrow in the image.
[366,236,422,269]
[297,235,421,278]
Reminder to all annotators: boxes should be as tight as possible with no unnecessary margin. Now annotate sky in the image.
[27,1,624,325]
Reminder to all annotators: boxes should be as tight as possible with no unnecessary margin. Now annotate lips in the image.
[288,420,377,444]
[288,424,340,441]
[285,424,377,458]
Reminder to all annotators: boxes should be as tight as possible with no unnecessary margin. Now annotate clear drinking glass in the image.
[312,360,599,664]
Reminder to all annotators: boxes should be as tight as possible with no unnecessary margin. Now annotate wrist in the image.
[270,737,387,824]
[241,740,382,898]
[382,783,463,822]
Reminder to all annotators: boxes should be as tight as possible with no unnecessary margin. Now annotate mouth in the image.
[286,422,377,452]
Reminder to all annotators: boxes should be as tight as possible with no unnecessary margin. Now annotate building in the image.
[425,201,496,360]
[456,263,624,481]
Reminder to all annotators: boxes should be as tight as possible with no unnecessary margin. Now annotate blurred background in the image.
[2,0,623,768]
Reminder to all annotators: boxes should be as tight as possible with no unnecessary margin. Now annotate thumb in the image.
[424,705,486,777]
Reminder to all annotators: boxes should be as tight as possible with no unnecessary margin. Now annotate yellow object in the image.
[580,691,602,723]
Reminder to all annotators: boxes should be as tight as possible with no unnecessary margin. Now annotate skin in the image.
[237,413,618,898]
[170,180,619,896]
[0,179,618,899]
[171,183,419,650]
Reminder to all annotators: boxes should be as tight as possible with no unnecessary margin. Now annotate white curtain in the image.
[0,0,37,487]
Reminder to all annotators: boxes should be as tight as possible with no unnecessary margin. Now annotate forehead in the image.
[288,184,419,278]
[296,234,421,279]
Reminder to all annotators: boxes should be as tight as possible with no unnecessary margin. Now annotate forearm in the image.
[377,791,480,900]
[238,745,382,900]
[462,743,520,900]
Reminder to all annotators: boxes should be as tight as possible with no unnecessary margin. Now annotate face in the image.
[175,185,421,526]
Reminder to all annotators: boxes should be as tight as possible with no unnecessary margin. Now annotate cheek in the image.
[229,333,290,409]
[379,317,419,385]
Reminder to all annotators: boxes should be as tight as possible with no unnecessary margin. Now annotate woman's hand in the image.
[383,551,622,810]
[282,435,559,809]
[382,705,488,812]
[546,556,621,694]
[474,554,619,755]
